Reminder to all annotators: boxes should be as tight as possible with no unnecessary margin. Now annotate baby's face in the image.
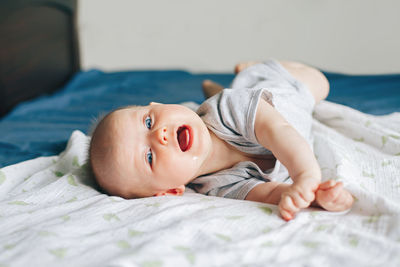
[90,103,212,198]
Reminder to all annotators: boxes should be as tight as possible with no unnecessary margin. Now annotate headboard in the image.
[0,0,79,117]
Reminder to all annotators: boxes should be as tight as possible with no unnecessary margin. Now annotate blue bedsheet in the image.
[0,70,399,167]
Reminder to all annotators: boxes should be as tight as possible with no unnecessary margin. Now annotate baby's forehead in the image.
[108,105,145,122]
[114,104,144,114]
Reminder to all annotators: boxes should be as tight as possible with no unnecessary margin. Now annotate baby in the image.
[89,60,354,221]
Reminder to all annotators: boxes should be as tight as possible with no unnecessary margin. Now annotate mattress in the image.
[0,70,399,168]
[0,70,399,266]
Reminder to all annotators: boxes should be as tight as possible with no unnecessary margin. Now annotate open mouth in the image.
[177,125,192,152]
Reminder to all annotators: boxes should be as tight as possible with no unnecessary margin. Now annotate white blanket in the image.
[1,101,399,267]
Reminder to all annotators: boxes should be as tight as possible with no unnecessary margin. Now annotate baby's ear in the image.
[154,185,185,196]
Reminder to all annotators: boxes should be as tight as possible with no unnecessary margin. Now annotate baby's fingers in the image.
[292,182,315,203]
[317,182,344,201]
[291,192,311,209]
[279,195,299,221]
[319,180,337,190]
[280,209,294,221]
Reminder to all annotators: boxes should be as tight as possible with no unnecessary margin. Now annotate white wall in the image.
[78,0,400,74]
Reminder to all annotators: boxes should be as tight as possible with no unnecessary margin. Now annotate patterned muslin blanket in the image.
[0,101,399,267]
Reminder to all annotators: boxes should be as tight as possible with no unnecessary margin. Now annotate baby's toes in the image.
[234,63,244,74]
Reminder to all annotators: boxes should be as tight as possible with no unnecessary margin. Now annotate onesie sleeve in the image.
[187,162,267,200]
[197,87,273,155]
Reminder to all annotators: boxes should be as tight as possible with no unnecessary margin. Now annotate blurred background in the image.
[1,0,399,117]
[0,0,399,166]
[79,0,400,74]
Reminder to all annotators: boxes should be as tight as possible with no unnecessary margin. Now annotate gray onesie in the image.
[188,60,315,200]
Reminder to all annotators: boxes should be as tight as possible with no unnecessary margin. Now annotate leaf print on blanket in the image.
[116,240,131,249]
[54,171,64,177]
[225,215,244,220]
[364,214,380,224]
[38,231,57,237]
[258,206,273,215]
[215,233,231,242]
[72,156,80,167]
[0,170,5,185]
[261,241,274,247]
[103,213,121,221]
[8,201,29,206]
[66,197,77,203]
[49,248,67,259]
[382,136,388,147]
[142,261,163,267]
[303,241,320,249]
[128,229,144,237]
[314,224,332,232]
[67,175,78,186]
[349,236,359,247]
[362,170,375,179]
[61,215,70,222]
[4,244,16,250]
[174,246,196,265]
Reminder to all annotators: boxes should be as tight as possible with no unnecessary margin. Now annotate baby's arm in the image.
[248,99,321,220]
[246,179,354,219]
[246,99,354,220]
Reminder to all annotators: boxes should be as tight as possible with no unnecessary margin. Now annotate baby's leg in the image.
[202,80,224,99]
[234,61,261,74]
[235,60,330,104]
[203,60,330,104]
[279,61,330,104]
[202,61,261,99]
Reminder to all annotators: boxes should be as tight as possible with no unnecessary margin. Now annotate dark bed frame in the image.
[0,0,79,117]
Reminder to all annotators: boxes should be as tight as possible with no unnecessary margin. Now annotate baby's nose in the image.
[156,127,168,145]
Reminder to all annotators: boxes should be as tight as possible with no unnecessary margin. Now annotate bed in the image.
[1,1,400,267]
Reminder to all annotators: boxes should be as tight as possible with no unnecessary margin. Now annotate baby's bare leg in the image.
[202,80,224,99]
[234,61,261,74]
[203,60,330,104]
[202,61,261,99]
[236,60,330,104]
[279,61,330,104]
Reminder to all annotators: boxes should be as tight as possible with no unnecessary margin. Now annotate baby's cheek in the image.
[165,160,197,184]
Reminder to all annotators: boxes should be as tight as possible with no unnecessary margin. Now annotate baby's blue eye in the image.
[146,149,153,166]
[145,116,152,129]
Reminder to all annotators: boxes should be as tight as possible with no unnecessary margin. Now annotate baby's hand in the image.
[315,180,354,212]
[279,179,319,221]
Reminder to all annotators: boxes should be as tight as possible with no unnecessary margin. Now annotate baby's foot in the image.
[315,180,354,212]
[202,80,224,99]
[234,61,261,74]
